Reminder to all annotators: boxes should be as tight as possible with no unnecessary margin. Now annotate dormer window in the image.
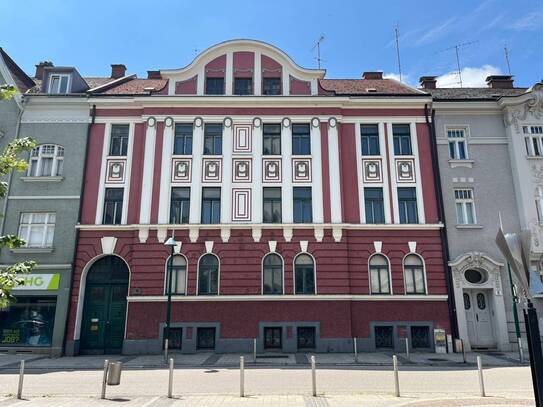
[206,77,224,95]
[234,78,252,95]
[48,74,71,94]
[263,78,281,95]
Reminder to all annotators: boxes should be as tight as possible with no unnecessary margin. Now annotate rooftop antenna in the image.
[439,40,478,87]
[394,23,403,82]
[311,35,325,69]
[504,44,512,75]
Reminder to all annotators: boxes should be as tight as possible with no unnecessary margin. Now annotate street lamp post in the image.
[164,237,177,363]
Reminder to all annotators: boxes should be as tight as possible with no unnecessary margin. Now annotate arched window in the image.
[263,253,283,294]
[369,254,391,294]
[404,254,426,294]
[28,144,64,177]
[165,255,187,295]
[294,254,315,295]
[198,254,219,295]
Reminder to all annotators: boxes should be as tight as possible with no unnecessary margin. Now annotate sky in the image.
[1,0,541,88]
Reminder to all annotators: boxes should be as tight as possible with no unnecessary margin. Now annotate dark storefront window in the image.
[163,327,182,350]
[374,326,393,348]
[411,326,431,348]
[297,327,316,349]
[0,297,56,347]
[264,327,282,349]
[197,327,216,349]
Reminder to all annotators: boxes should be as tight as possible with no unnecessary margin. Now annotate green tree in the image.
[0,84,17,101]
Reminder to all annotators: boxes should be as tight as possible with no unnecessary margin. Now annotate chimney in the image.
[419,76,437,89]
[147,70,162,79]
[362,71,383,80]
[486,75,514,89]
[34,61,53,79]
[110,64,127,79]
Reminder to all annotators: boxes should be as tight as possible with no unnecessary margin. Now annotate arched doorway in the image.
[80,256,129,354]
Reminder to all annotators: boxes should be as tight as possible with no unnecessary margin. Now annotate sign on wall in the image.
[12,274,61,290]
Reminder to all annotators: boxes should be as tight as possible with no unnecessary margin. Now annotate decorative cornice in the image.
[127,294,449,302]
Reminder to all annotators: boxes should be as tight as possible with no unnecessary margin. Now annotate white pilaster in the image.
[254,51,262,96]
[139,122,157,224]
[311,125,324,223]
[189,125,204,223]
[221,125,233,223]
[282,123,293,223]
[354,123,365,223]
[158,123,174,224]
[282,69,290,96]
[380,122,392,224]
[386,122,399,223]
[225,51,233,96]
[197,66,205,95]
[95,123,111,224]
[252,125,263,223]
[328,123,342,223]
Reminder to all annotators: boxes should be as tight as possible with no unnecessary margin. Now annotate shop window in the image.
[374,326,393,348]
[264,327,282,349]
[163,327,182,350]
[411,326,431,348]
[297,327,316,349]
[197,327,216,349]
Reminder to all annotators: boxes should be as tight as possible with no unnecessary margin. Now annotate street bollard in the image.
[477,356,485,397]
[518,337,524,363]
[393,355,400,397]
[168,358,174,398]
[461,339,467,363]
[101,359,109,400]
[240,356,245,397]
[311,355,317,397]
[253,338,257,363]
[354,337,358,363]
[17,360,25,400]
[405,338,410,361]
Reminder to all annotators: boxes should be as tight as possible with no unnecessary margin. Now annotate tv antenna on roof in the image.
[394,23,403,82]
[311,35,326,69]
[439,40,478,87]
[504,43,512,75]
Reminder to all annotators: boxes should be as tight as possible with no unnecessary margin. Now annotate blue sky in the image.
[1,0,541,87]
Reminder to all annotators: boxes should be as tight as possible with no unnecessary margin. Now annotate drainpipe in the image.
[425,103,459,340]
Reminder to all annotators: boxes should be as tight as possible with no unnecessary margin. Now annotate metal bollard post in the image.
[240,356,245,397]
[518,337,524,363]
[164,338,169,364]
[461,339,467,363]
[405,338,410,361]
[168,358,174,398]
[477,356,485,397]
[311,355,317,397]
[393,355,400,397]
[354,337,358,363]
[253,338,257,363]
[17,360,25,400]
[101,359,109,400]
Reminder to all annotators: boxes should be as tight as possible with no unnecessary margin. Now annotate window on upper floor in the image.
[198,254,219,295]
[109,124,129,156]
[369,254,391,294]
[447,128,468,160]
[18,212,55,248]
[174,123,193,155]
[292,124,311,155]
[263,124,281,155]
[201,187,221,224]
[48,74,70,94]
[523,126,543,157]
[398,187,418,224]
[165,255,187,295]
[103,188,124,225]
[392,124,412,155]
[294,254,315,295]
[263,78,281,95]
[203,124,222,155]
[170,187,190,224]
[28,144,64,177]
[364,187,385,224]
[263,253,283,294]
[205,77,224,95]
[293,187,312,223]
[455,189,476,225]
[361,124,380,155]
[536,187,543,224]
[234,78,252,95]
[263,187,282,223]
[404,254,426,294]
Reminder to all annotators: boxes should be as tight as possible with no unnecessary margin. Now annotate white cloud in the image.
[509,10,543,31]
[436,65,502,88]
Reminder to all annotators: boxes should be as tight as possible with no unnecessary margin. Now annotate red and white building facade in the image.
[65,40,452,355]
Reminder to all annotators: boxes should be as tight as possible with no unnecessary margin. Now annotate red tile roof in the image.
[319,79,424,95]
[99,78,168,95]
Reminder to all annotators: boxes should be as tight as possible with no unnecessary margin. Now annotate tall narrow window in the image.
[103,188,124,225]
[365,187,385,224]
[536,187,543,223]
[174,123,193,155]
[165,255,187,295]
[263,187,282,223]
[170,187,190,224]
[234,78,253,95]
[447,128,468,160]
[263,253,283,294]
[198,254,219,295]
[292,124,311,155]
[18,212,55,248]
[201,187,221,224]
[109,124,129,156]
[369,254,391,294]
[203,124,222,155]
[295,254,315,294]
[263,124,281,155]
[293,187,312,223]
[392,124,412,155]
[361,124,380,155]
[205,77,224,95]
[404,254,425,294]
[28,144,64,177]
[523,126,543,157]
[398,187,418,224]
[455,189,476,225]
[263,78,281,95]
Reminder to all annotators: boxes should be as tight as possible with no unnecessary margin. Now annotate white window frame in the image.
[447,128,469,160]
[18,212,56,248]
[47,73,71,94]
[368,253,392,295]
[164,254,188,296]
[402,253,427,295]
[27,144,64,177]
[454,188,477,225]
[523,125,543,157]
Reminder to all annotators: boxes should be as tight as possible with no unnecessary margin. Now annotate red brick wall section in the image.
[339,123,360,223]
[80,123,105,224]
[416,123,439,223]
[205,55,226,78]
[289,76,311,95]
[175,76,197,95]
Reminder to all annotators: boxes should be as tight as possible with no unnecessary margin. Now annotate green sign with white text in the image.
[13,274,61,290]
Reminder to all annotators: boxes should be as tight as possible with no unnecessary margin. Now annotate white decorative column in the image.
[328,119,342,223]
[225,52,233,96]
[221,120,233,223]
[189,120,204,224]
[139,118,157,224]
[252,122,263,223]
[311,121,324,223]
[281,119,293,223]
[158,118,174,224]
[254,51,262,96]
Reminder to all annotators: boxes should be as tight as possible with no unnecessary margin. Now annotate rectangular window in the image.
[293,187,312,223]
[264,327,282,349]
[174,123,193,155]
[196,327,216,349]
[103,188,124,225]
[523,126,543,156]
[234,77,252,95]
[393,124,412,155]
[411,326,431,348]
[163,327,182,350]
[370,267,390,294]
[48,74,70,94]
[203,124,222,155]
[292,124,311,155]
[447,128,468,160]
[170,187,190,224]
[263,187,282,223]
[398,187,418,224]
[455,189,476,225]
[374,326,394,348]
[18,213,55,248]
[297,327,316,349]
[361,124,380,155]
[263,124,281,155]
[364,187,385,224]
[201,187,221,224]
[263,78,281,95]
[28,145,64,177]
[205,77,224,95]
[109,124,129,156]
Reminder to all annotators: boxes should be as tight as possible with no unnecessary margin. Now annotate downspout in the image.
[424,103,459,340]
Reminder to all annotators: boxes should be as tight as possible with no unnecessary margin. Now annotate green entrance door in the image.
[80,256,129,354]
